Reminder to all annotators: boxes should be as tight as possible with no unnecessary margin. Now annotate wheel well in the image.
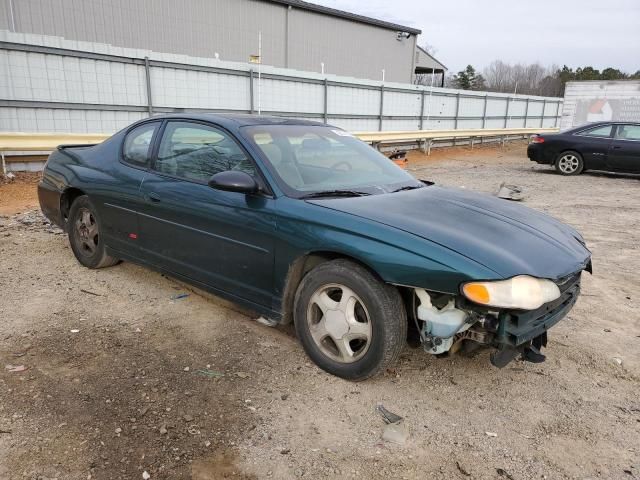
[60,187,85,224]
[557,149,583,161]
[279,251,388,324]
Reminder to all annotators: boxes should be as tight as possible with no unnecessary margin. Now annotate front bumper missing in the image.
[488,274,581,367]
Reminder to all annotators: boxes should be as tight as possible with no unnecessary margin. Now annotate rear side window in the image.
[616,124,640,141]
[576,125,612,138]
[122,122,158,168]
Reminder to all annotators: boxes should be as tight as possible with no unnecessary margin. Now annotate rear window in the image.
[122,122,158,168]
[575,125,612,138]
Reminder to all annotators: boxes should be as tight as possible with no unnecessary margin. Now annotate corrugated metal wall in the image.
[0,30,563,134]
[1,0,417,83]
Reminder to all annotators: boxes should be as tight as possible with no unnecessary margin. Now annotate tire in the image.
[67,195,119,269]
[293,259,407,381]
[555,151,584,175]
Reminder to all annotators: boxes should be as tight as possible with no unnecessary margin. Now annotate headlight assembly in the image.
[462,275,561,310]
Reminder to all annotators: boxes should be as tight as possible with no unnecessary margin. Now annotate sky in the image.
[312,0,640,74]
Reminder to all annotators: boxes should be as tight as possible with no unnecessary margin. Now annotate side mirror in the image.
[208,171,259,194]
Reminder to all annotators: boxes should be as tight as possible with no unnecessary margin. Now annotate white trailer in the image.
[560,80,640,130]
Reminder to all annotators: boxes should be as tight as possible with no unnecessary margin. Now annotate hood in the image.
[309,185,591,280]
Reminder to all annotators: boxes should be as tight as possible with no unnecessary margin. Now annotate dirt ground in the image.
[0,142,638,480]
[0,173,41,215]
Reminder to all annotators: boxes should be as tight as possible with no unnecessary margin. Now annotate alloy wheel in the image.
[558,154,580,174]
[74,207,99,256]
[306,283,372,363]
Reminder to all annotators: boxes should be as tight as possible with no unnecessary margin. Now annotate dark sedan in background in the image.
[528,121,640,175]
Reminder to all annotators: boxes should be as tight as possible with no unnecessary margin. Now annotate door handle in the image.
[146,192,161,203]
[612,146,622,150]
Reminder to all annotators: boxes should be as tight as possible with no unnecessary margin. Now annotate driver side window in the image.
[154,121,256,183]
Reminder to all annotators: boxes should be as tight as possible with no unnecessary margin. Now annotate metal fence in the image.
[0,30,563,135]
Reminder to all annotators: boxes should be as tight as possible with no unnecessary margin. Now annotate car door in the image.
[607,124,640,173]
[572,124,614,169]
[97,121,161,255]
[137,120,277,308]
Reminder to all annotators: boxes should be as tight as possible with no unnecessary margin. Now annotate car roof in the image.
[564,121,640,134]
[145,113,328,128]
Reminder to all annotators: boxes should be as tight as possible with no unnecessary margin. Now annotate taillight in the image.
[531,135,545,144]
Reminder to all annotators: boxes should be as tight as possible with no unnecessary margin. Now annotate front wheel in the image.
[68,195,119,269]
[293,259,407,381]
[555,151,584,175]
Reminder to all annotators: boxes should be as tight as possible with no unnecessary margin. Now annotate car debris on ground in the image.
[4,364,27,373]
[376,404,403,424]
[376,404,409,444]
[495,182,524,201]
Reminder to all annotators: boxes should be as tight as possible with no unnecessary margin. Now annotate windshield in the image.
[240,125,422,197]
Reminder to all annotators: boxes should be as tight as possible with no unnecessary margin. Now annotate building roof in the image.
[264,0,422,35]
[415,45,448,72]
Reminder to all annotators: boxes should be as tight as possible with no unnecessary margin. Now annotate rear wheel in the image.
[68,195,119,269]
[555,151,584,175]
[293,259,406,381]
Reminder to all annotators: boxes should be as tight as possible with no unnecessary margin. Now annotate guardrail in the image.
[354,127,560,154]
[0,127,558,173]
[0,132,109,152]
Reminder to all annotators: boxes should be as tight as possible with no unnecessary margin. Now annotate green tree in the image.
[574,66,601,80]
[601,67,627,80]
[452,65,486,90]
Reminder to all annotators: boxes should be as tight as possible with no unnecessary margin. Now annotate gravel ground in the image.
[0,142,638,480]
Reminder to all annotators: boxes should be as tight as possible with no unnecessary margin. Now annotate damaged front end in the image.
[410,270,583,368]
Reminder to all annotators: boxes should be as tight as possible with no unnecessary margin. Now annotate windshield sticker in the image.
[253,132,273,144]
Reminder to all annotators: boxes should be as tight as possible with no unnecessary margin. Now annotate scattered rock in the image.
[159,425,168,435]
[280,448,291,455]
[183,415,194,422]
[183,366,190,372]
[235,372,250,378]
[612,357,623,366]
[497,468,515,480]
[142,471,151,480]
[456,460,472,476]
[485,432,498,437]
[281,393,289,401]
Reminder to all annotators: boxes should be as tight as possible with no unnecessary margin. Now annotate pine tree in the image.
[452,65,486,90]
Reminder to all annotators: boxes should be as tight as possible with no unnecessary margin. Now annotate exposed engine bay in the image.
[411,288,558,368]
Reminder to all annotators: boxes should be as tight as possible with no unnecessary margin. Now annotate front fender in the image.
[273,199,502,296]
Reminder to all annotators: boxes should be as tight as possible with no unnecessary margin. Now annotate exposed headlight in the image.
[462,275,561,310]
